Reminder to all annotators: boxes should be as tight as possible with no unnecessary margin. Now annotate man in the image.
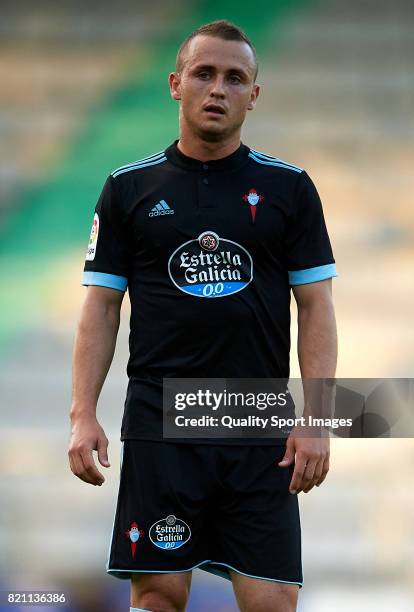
[69,20,337,612]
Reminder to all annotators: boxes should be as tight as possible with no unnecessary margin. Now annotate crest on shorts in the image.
[242,188,264,222]
[125,521,144,558]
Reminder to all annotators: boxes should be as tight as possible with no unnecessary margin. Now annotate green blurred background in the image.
[0,0,413,610]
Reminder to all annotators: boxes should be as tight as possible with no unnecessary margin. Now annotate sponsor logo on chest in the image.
[168,231,253,298]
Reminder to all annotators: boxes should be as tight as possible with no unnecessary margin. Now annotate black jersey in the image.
[82,141,337,444]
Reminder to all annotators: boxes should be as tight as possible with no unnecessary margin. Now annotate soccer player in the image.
[69,20,337,612]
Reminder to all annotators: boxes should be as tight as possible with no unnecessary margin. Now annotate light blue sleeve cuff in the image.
[288,263,338,286]
[82,271,128,292]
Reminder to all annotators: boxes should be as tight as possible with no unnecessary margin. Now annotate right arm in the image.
[68,285,124,486]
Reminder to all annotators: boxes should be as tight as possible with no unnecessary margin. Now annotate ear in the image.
[169,72,181,101]
[247,83,260,111]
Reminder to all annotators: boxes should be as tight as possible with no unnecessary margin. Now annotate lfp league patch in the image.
[149,515,191,550]
[85,212,99,261]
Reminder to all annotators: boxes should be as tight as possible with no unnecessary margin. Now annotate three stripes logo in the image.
[149,200,174,217]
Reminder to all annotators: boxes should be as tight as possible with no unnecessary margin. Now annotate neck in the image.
[177,125,241,162]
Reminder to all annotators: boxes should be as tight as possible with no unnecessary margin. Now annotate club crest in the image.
[242,188,264,222]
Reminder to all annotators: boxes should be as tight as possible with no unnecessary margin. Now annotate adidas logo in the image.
[149,200,174,217]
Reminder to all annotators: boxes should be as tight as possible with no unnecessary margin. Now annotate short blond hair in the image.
[176,20,258,80]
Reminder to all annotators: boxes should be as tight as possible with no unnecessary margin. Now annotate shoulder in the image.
[110,149,168,179]
[247,147,304,176]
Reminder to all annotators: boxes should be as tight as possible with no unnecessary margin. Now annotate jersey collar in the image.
[165,139,250,172]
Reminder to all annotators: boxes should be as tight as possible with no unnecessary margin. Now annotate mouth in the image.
[203,104,226,116]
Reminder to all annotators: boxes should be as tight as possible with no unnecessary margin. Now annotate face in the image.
[169,35,260,142]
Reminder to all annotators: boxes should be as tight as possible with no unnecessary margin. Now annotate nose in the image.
[209,75,225,98]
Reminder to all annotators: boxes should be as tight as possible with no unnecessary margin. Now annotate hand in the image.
[278,426,330,494]
[68,414,110,486]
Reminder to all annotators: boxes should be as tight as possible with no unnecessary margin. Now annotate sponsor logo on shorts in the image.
[85,212,99,261]
[168,231,253,298]
[149,515,191,550]
[125,521,144,559]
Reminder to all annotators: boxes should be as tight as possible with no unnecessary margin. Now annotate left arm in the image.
[295,277,337,379]
[278,278,337,493]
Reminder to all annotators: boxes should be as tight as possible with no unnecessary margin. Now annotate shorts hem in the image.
[107,559,303,588]
[201,561,303,589]
[107,559,212,579]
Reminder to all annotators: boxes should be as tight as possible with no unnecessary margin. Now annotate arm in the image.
[278,278,337,493]
[68,286,124,486]
[295,277,337,379]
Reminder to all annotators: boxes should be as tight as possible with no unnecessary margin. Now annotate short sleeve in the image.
[82,175,130,292]
[285,171,338,286]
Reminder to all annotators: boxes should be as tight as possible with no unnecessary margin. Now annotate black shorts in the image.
[107,440,303,588]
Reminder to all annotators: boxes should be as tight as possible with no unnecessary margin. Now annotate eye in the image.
[197,71,210,80]
[229,74,242,84]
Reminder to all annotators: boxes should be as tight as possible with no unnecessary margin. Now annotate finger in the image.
[303,459,323,493]
[80,449,105,485]
[69,450,97,485]
[316,455,330,487]
[312,458,324,486]
[298,460,317,494]
[289,459,307,494]
[278,445,295,467]
[68,453,79,480]
[97,437,110,468]
[79,451,104,485]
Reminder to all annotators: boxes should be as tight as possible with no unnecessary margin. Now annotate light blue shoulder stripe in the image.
[111,150,165,176]
[289,263,337,286]
[250,149,303,172]
[250,148,303,171]
[82,271,128,292]
[248,152,302,173]
[112,156,167,178]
